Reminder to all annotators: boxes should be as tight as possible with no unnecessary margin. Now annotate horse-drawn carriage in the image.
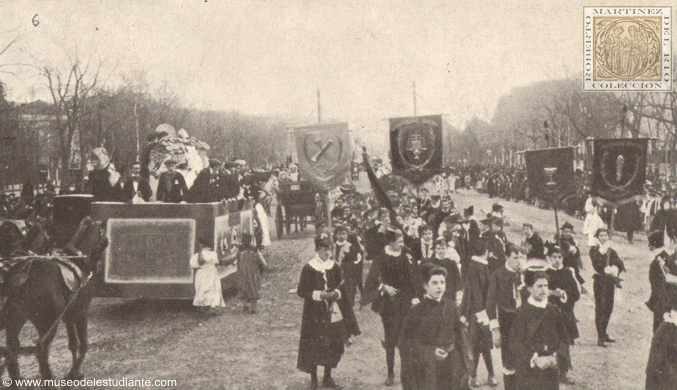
[274,180,317,238]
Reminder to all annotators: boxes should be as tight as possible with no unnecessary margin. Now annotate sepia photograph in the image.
[0,1,675,389]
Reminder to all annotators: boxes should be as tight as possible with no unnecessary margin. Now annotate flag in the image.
[591,138,648,202]
[295,123,351,191]
[524,147,576,203]
[362,149,396,215]
[390,115,443,185]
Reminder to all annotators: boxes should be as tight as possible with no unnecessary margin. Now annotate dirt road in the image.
[12,190,655,389]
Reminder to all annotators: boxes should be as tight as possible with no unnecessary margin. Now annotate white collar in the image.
[505,262,518,272]
[664,311,677,325]
[471,255,488,265]
[528,296,548,308]
[652,247,666,256]
[385,245,402,257]
[336,240,348,246]
[308,254,335,272]
[425,294,443,302]
[548,263,564,271]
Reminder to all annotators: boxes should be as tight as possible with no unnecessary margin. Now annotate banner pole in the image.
[609,202,616,239]
[324,191,333,242]
[553,204,560,240]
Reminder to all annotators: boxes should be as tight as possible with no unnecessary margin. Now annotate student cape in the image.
[509,301,569,390]
[296,257,360,373]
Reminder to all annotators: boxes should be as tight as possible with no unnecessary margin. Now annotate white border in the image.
[583,6,672,91]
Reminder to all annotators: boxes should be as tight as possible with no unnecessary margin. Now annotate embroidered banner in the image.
[524,147,576,203]
[295,123,351,191]
[389,115,443,185]
[591,138,648,202]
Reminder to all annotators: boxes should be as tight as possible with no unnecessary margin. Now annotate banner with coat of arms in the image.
[524,147,576,203]
[389,115,443,185]
[591,138,648,203]
[295,123,351,191]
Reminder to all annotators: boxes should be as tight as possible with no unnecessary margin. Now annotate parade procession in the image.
[0,1,677,389]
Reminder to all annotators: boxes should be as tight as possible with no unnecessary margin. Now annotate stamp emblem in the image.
[584,7,672,91]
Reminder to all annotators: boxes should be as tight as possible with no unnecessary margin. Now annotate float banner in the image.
[295,123,351,191]
[389,115,443,185]
[591,138,648,202]
[524,147,576,203]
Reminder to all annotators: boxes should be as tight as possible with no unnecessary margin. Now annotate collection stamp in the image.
[584,6,672,91]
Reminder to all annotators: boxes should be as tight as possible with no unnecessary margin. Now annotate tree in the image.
[41,57,101,186]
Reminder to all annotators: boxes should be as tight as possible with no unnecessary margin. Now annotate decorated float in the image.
[54,124,251,299]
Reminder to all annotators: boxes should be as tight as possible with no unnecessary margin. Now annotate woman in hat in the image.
[297,233,346,389]
[363,229,424,387]
[589,228,626,347]
[88,147,123,202]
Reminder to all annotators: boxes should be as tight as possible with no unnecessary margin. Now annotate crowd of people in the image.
[295,176,677,390]
[5,150,677,388]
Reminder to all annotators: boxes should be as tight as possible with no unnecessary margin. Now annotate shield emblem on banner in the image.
[302,132,344,175]
[524,147,576,203]
[591,138,648,202]
[390,115,443,185]
[398,126,435,168]
[295,123,351,191]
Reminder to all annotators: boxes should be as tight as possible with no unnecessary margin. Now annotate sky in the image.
[0,0,672,153]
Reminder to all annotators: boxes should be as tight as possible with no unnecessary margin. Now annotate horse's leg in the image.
[66,315,87,380]
[4,307,25,383]
[64,321,79,379]
[35,322,57,380]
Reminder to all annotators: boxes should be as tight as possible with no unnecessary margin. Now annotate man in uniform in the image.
[156,158,188,203]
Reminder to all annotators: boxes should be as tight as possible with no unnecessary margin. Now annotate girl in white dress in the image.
[191,238,226,310]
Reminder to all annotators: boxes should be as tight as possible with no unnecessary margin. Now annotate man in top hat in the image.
[188,158,224,203]
[156,158,189,203]
[121,162,152,202]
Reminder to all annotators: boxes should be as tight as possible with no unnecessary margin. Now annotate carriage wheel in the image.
[275,204,284,238]
[286,214,292,235]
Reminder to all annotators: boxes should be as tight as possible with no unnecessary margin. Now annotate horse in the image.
[0,221,23,259]
[0,216,108,384]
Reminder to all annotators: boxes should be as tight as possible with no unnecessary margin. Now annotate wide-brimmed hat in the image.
[560,222,575,232]
[481,216,503,227]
